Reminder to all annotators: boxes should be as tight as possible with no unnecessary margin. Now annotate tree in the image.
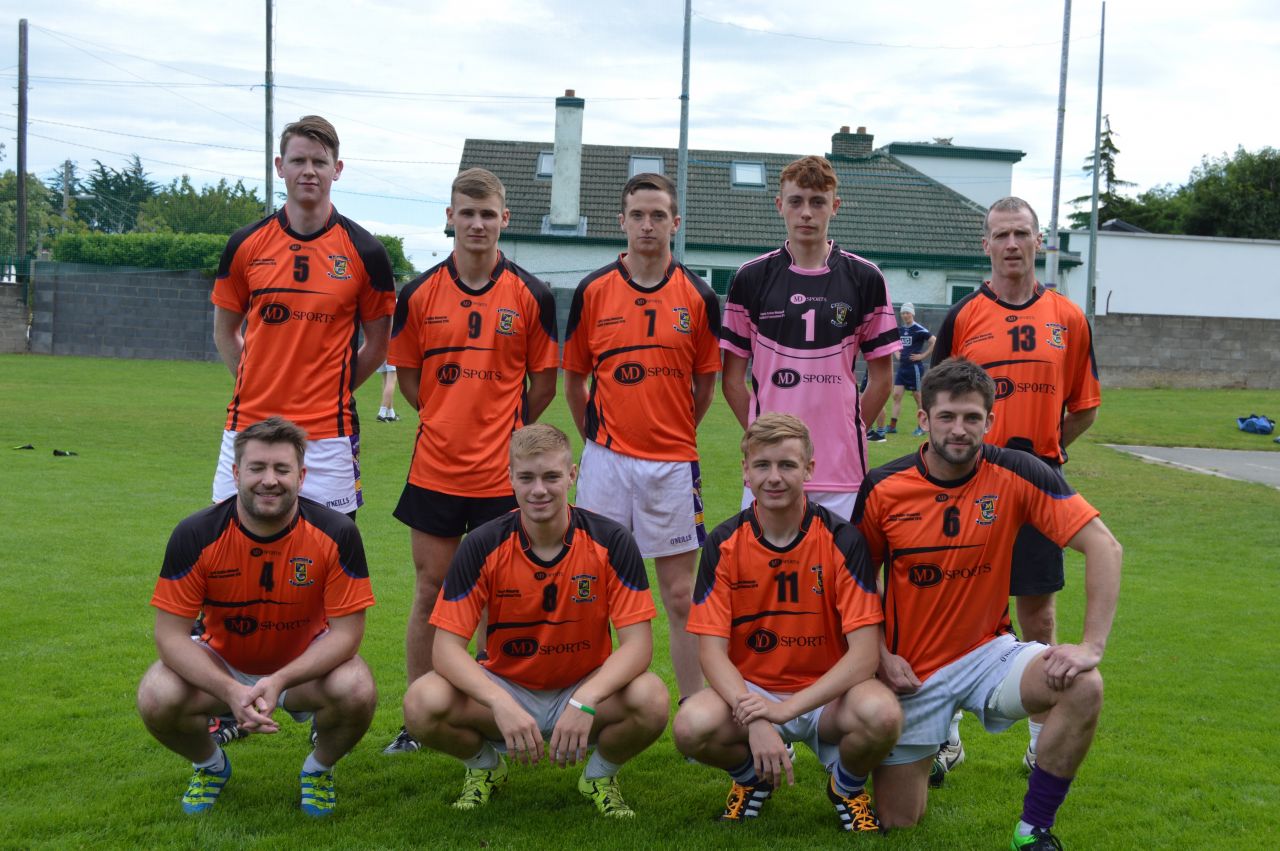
[138,176,264,235]
[76,155,158,234]
[1069,115,1137,228]
[375,234,416,280]
[0,169,62,256]
[1177,147,1280,239]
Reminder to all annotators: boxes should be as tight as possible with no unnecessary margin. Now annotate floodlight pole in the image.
[17,19,29,267]
[1086,2,1106,320]
[674,0,691,263]
[1045,0,1071,291]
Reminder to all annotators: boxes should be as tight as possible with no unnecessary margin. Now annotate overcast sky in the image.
[4,0,1277,269]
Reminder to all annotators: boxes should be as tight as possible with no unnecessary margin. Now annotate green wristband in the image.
[568,698,596,716]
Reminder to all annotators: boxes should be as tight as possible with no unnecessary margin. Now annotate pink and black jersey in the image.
[720,241,901,492]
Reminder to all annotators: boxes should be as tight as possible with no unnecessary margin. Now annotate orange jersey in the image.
[932,283,1100,464]
[212,207,395,439]
[562,257,721,461]
[387,254,559,497]
[854,445,1098,682]
[151,498,375,675]
[687,501,883,693]
[430,506,657,690]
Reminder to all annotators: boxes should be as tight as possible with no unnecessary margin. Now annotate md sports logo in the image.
[502,637,539,658]
[614,362,645,385]
[771,368,801,388]
[260,303,290,325]
[224,615,259,636]
[908,564,943,588]
[994,376,1015,400]
[437,363,462,385]
[746,627,779,653]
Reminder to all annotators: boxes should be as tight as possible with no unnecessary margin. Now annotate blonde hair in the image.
[280,115,339,159]
[741,412,814,461]
[509,423,572,464]
[452,167,507,206]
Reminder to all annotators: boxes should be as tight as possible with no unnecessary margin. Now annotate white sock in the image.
[303,750,332,775]
[463,742,501,770]
[948,710,962,746]
[1016,819,1036,837]
[195,745,225,773]
[378,406,389,417]
[1028,721,1043,753]
[584,749,621,781]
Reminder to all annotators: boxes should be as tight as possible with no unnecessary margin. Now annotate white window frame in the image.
[629,155,664,177]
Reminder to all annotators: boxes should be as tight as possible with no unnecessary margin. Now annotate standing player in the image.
[562,172,721,703]
[885,302,935,436]
[855,358,1120,849]
[931,198,1101,773]
[403,424,669,818]
[211,115,395,517]
[386,168,559,752]
[675,414,900,831]
[138,417,378,817]
[721,155,900,518]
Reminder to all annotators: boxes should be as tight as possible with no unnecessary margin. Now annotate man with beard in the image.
[852,359,1120,850]
[138,417,377,817]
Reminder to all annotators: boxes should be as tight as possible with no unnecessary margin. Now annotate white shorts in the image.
[376,362,396,374]
[576,440,705,558]
[212,429,363,513]
[481,669,589,746]
[740,486,857,520]
[745,680,839,770]
[882,633,1047,765]
[192,636,313,722]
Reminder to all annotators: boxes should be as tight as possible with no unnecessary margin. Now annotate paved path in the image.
[1105,444,1280,490]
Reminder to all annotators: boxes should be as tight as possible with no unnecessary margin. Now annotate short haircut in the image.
[920,358,996,414]
[984,196,1040,235]
[509,422,572,464]
[741,412,814,461]
[621,172,678,215]
[233,416,308,467]
[452,167,507,206]
[778,155,838,193]
[280,115,339,160]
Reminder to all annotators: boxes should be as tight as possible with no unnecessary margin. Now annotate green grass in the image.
[1,354,1278,849]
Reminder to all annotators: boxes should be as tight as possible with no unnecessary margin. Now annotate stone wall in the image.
[1092,312,1280,390]
[0,284,28,353]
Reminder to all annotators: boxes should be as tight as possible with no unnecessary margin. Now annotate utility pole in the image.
[674,0,691,262]
[1086,2,1106,320]
[264,0,274,215]
[1045,0,1071,291]
[17,19,28,268]
[61,160,72,233]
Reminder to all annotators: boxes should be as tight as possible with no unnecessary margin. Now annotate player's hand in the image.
[910,353,924,362]
[548,702,595,768]
[1040,642,1102,691]
[232,681,280,733]
[878,651,922,695]
[733,691,786,726]
[492,697,543,766]
[747,722,794,788]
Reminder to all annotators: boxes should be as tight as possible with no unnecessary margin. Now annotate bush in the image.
[52,232,227,273]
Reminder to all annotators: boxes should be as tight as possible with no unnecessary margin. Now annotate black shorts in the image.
[1009,523,1065,595]
[394,482,517,538]
[895,362,924,391]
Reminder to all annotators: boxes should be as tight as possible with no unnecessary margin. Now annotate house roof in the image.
[882,141,1026,163]
[458,138,996,264]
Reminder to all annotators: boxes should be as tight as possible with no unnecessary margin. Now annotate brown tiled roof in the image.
[459,138,990,262]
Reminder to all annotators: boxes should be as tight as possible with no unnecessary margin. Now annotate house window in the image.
[948,281,981,303]
[535,151,554,178]
[711,268,736,295]
[731,161,766,187]
[629,156,664,177]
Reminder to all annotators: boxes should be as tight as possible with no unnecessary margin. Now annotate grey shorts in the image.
[481,669,589,747]
[193,636,314,722]
[745,680,840,770]
[881,633,1046,766]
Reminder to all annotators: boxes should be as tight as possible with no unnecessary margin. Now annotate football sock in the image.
[832,762,868,798]
[195,745,226,774]
[729,754,761,786]
[584,749,621,781]
[463,742,502,771]
[303,750,332,775]
[378,407,389,417]
[948,710,963,746]
[890,418,898,429]
[1021,764,1073,829]
[387,408,396,418]
[1027,720,1043,753]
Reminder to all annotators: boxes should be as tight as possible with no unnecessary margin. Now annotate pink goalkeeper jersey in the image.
[720,241,900,493]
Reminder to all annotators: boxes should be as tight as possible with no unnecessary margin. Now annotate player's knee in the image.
[325,658,378,718]
[1063,668,1104,718]
[878,798,925,829]
[672,700,717,754]
[136,662,182,725]
[859,689,903,745]
[403,673,452,732]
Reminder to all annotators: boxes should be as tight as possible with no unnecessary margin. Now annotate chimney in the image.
[831,125,874,159]
[550,89,585,227]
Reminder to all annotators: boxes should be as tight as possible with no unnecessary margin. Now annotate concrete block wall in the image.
[29,263,220,362]
[1093,312,1280,389]
[0,284,28,353]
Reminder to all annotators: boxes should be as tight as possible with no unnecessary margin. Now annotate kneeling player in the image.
[674,413,901,832]
[855,358,1121,849]
[138,418,378,817]
[403,424,669,818]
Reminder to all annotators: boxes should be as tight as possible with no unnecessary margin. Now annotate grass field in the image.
[1,354,1278,850]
